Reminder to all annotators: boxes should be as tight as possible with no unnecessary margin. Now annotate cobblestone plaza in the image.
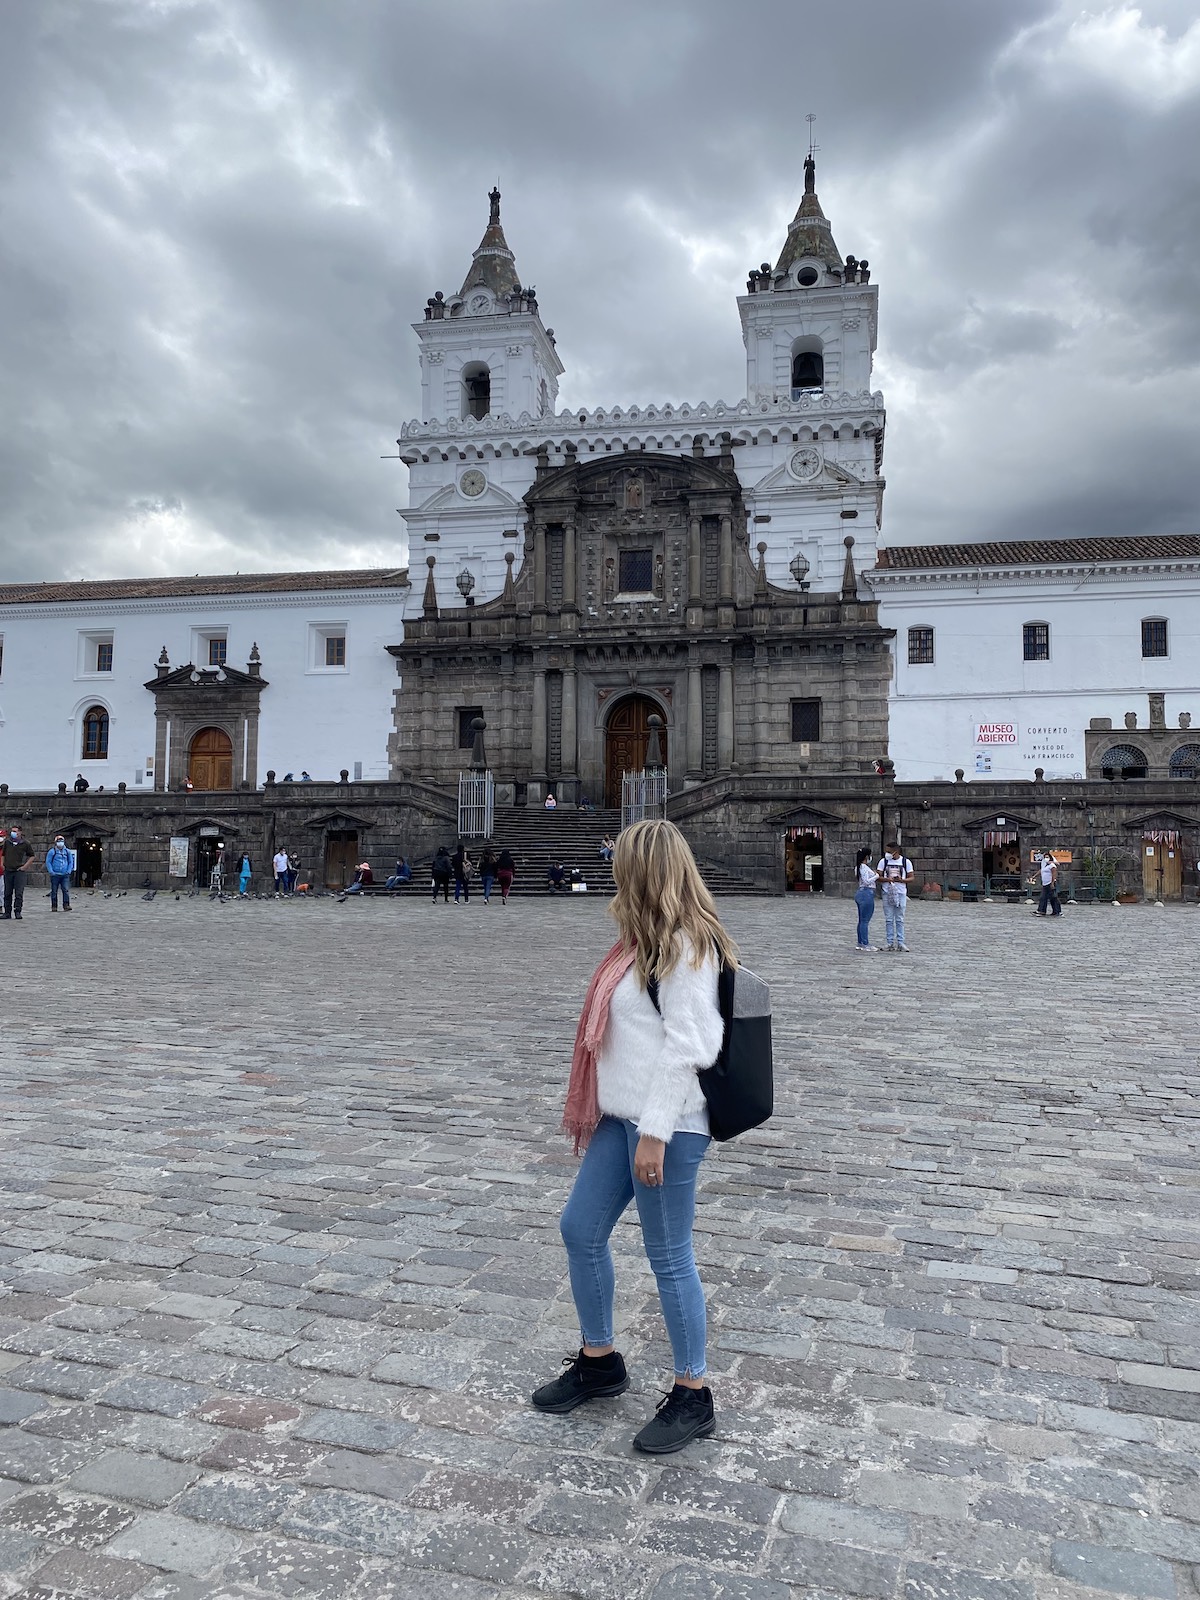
[1,893,1197,1599]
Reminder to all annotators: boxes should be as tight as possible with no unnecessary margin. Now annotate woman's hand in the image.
[634,1135,666,1187]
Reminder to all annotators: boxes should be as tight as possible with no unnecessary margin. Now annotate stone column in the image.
[534,525,547,612]
[531,662,548,779]
[154,713,169,793]
[563,522,577,612]
[719,515,734,603]
[561,666,577,779]
[717,662,735,770]
[688,517,701,604]
[686,662,703,778]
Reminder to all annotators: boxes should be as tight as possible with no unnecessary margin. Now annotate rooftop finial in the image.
[804,113,819,192]
[489,186,501,226]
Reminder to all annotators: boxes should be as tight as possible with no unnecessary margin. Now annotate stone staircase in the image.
[476,805,768,897]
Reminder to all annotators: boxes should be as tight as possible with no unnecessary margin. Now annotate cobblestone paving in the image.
[1,890,1198,1600]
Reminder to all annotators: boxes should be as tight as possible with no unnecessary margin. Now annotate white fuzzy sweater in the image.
[596,937,724,1142]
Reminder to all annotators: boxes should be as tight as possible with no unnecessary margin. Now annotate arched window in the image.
[1169,743,1200,779]
[82,705,109,760]
[790,337,823,396]
[462,362,491,421]
[1100,743,1147,778]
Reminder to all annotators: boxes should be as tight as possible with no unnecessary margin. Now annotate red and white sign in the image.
[975,722,1018,746]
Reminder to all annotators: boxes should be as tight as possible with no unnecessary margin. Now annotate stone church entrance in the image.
[189,728,234,791]
[605,695,667,808]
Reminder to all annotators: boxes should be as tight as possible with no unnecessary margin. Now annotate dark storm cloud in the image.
[1,0,1197,577]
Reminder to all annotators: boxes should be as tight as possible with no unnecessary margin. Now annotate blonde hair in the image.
[609,819,738,986]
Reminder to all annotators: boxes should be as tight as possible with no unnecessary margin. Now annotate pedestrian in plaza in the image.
[45,834,74,913]
[272,847,290,896]
[343,861,374,895]
[544,793,557,810]
[73,773,89,793]
[853,848,879,950]
[876,841,914,951]
[2,826,36,920]
[1034,850,1062,918]
[547,860,567,894]
[452,841,473,903]
[431,846,453,903]
[287,852,300,893]
[477,845,498,904]
[385,857,413,890]
[532,818,734,1455]
[235,851,252,897]
[599,833,616,863]
[496,847,515,904]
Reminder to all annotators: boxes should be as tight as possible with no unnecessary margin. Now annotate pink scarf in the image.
[562,940,636,1153]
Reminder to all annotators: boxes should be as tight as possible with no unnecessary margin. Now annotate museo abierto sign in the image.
[975,722,1018,746]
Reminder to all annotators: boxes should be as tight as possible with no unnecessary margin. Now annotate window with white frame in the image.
[309,623,349,672]
[77,631,115,677]
[192,628,229,668]
[1141,617,1168,658]
[1023,621,1050,662]
[907,626,934,664]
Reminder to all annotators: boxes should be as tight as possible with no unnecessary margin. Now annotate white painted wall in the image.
[0,584,409,791]
[872,564,1200,780]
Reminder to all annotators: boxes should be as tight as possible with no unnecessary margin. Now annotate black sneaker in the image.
[530,1350,629,1414]
[632,1384,715,1455]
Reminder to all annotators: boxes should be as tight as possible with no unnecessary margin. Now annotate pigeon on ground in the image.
[142,890,156,902]
[102,891,113,899]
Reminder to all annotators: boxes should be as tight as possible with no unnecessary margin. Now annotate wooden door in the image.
[189,728,234,791]
[324,831,358,890]
[1142,841,1182,900]
[604,696,667,807]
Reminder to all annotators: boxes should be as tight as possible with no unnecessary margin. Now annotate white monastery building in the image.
[871,537,1200,782]
[0,571,408,791]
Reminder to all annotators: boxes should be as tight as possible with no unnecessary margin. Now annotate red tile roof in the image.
[875,537,1200,570]
[0,568,410,606]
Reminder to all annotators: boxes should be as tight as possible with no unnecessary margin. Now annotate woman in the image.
[236,852,252,898]
[451,842,473,904]
[854,848,879,950]
[431,846,452,904]
[495,848,515,905]
[598,833,616,863]
[531,819,735,1456]
[477,845,498,905]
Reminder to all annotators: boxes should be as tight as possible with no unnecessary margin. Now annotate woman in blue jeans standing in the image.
[854,848,879,950]
[532,820,735,1455]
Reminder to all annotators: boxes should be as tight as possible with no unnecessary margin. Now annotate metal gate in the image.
[620,768,667,830]
[458,771,495,839]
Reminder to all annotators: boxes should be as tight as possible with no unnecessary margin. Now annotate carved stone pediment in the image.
[301,810,374,831]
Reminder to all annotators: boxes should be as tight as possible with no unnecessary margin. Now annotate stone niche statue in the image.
[625,476,644,511]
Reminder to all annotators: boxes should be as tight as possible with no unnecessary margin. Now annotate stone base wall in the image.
[4,774,1196,898]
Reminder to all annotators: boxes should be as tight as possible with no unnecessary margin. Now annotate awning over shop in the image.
[983,830,1018,848]
[1142,829,1180,844]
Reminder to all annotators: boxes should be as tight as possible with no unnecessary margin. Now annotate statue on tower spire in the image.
[803,152,815,195]
[489,186,501,226]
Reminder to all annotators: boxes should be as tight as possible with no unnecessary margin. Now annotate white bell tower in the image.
[737,153,878,404]
[413,188,564,425]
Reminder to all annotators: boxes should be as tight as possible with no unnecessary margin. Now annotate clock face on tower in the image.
[788,446,822,481]
[459,470,487,498]
[468,293,490,314]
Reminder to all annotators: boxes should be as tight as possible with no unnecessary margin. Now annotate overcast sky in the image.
[2,0,1198,580]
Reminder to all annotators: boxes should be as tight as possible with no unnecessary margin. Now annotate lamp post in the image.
[790,550,810,627]
[455,566,476,607]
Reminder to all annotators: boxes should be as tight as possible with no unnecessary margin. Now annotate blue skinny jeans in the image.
[559,1115,710,1378]
[854,887,875,947]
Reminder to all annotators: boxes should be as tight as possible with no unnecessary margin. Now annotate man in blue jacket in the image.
[46,835,74,912]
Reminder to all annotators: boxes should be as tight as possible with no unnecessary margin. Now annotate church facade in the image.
[389,166,892,806]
